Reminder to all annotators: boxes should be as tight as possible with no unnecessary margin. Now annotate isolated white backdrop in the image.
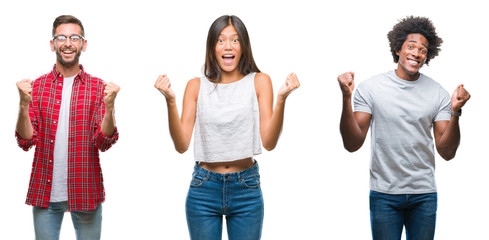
[0,0,487,239]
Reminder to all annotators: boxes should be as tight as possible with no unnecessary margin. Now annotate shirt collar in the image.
[50,64,86,84]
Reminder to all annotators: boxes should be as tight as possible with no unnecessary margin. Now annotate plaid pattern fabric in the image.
[16,65,119,211]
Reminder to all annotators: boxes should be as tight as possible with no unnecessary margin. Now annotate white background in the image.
[1,0,487,239]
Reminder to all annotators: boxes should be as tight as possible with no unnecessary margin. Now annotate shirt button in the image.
[47,180,51,183]
[53,121,56,124]
[57,101,60,104]
[59,83,62,86]
[51,140,54,143]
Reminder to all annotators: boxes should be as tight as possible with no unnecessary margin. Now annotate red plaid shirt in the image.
[16,65,119,211]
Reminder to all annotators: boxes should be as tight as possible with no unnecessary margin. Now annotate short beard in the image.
[55,42,82,67]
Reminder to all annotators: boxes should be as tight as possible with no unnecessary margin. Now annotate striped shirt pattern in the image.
[16,65,119,211]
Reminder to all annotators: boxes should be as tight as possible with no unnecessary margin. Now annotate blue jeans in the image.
[186,163,264,240]
[370,190,437,240]
[33,201,102,240]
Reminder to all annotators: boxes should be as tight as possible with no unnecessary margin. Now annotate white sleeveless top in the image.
[194,72,262,162]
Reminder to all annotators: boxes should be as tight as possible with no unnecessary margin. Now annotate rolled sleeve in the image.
[15,131,37,151]
[94,126,119,152]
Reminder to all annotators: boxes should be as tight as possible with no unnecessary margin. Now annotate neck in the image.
[220,70,245,84]
[56,61,80,77]
[395,68,420,82]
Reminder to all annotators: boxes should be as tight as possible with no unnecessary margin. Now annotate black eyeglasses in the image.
[53,35,84,43]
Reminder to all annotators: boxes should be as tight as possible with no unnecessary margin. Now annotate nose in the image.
[224,40,232,50]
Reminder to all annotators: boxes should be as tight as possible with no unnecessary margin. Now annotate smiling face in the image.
[215,25,242,74]
[50,23,87,67]
[395,33,428,81]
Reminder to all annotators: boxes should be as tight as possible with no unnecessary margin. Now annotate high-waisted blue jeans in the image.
[370,190,437,240]
[186,163,264,240]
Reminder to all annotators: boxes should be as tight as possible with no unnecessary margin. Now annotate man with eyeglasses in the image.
[15,15,120,240]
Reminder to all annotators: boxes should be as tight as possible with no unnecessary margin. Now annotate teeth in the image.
[223,55,234,58]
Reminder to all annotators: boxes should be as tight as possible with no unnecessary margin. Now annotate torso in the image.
[199,157,255,173]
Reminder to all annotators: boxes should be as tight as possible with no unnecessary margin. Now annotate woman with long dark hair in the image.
[154,15,300,239]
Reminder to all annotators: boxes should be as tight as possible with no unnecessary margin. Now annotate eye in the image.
[70,35,82,41]
[420,49,427,54]
[407,45,414,49]
[55,35,67,41]
[217,39,224,44]
[233,38,239,43]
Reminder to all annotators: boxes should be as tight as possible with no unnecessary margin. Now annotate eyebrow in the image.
[219,33,239,37]
[408,40,428,49]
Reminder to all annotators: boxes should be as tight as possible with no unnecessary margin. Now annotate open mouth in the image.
[222,54,235,64]
[407,58,420,66]
[61,48,76,56]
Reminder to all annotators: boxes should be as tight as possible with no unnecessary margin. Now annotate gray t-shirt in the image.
[354,70,451,194]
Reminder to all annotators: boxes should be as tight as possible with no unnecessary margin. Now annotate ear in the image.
[396,50,400,56]
[50,39,55,52]
[81,39,87,52]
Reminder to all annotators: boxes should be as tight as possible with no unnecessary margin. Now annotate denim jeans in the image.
[33,201,102,240]
[186,163,264,240]
[370,190,437,240]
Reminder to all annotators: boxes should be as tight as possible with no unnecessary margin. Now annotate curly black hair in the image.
[387,16,443,65]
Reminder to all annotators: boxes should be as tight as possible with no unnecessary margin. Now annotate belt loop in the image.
[237,171,241,180]
[206,168,210,180]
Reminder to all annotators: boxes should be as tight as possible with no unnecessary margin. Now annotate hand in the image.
[337,72,355,97]
[154,74,176,101]
[451,84,470,112]
[16,79,33,106]
[278,73,300,100]
[103,82,120,108]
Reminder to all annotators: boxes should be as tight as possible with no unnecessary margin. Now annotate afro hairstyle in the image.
[387,16,443,65]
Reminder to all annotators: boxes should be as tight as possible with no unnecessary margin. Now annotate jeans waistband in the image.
[194,162,259,181]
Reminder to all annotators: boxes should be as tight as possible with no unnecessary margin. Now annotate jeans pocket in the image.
[190,171,206,187]
[241,173,260,188]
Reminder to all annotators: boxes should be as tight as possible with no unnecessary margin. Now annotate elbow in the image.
[439,151,456,161]
[343,141,362,153]
[344,145,360,153]
[175,145,189,154]
[437,144,458,161]
[263,142,277,151]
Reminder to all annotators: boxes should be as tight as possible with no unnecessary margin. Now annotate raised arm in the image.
[15,79,34,140]
[434,84,470,160]
[100,82,120,137]
[154,75,199,153]
[255,73,300,151]
[338,72,371,152]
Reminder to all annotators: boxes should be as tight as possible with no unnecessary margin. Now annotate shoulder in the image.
[184,77,201,100]
[186,77,201,89]
[254,72,272,92]
[254,72,271,83]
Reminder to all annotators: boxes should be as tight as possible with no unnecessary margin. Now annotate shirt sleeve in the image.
[434,87,451,122]
[353,82,372,114]
[15,101,38,151]
[92,101,119,152]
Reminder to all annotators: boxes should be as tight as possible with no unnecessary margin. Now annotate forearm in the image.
[166,100,190,153]
[101,105,116,137]
[339,97,365,152]
[437,116,461,160]
[262,97,286,151]
[16,104,33,139]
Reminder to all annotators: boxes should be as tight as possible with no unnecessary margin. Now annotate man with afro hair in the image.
[337,16,470,239]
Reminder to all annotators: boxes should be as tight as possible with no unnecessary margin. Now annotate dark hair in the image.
[52,15,85,37]
[387,16,442,65]
[204,15,260,83]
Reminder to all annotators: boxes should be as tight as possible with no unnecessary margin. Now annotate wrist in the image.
[450,108,462,117]
[276,95,287,104]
